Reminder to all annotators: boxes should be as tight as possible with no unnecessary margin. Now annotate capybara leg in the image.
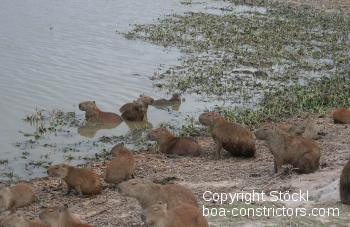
[131,173,135,179]
[75,185,84,197]
[274,158,283,174]
[8,201,16,214]
[214,139,222,159]
[66,185,73,195]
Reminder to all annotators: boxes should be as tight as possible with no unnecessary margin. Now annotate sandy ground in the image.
[1,115,350,226]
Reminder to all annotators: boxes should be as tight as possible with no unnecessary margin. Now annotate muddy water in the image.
[1,0,256,181]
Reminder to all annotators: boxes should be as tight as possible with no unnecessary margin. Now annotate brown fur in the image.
[104,143,136,184]
[288,117,321,140]
[152,94,181,106]
[121,100,149,121]
[47,164,102,196]
[148,128,201,156]
[118,179,198,209]
[340,160,350,205]
[255,128,320,174]
[1,214,48,227]
[120,95,154,113]
[333,108,350,124]
[145,202,208,227]
[79,101,122,124]
[199,112,255,158]
[0,183,36,213]
[39,206,93,227]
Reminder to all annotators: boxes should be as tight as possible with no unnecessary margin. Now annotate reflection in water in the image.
[78,121,122,138]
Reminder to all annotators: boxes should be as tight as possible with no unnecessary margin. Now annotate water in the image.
[2,0,256,181]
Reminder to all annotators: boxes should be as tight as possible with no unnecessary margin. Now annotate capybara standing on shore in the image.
[104,143,136,185]
[340,160,350,205]
[120,95,154,113]
[145,202,208,227]
[79,101,122,124]
[333,108,350,124]
[47,164,102,196]
[199,112,255,159]
[1,214,49,227]
[148,128,201,156]
[39,206,93,227]
[0,183,36,213]
[255,128,320,174]
[118,179,198,209]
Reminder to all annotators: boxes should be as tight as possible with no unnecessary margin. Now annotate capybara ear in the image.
[93,101,96,104]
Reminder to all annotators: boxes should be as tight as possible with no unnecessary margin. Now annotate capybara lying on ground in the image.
[1,214,48,227]
[47,164,102,196]
[145,202,208,227]
[199,112,255,158]
[118,179,198,209]
[0,183,36,213]
[104,143,136,185]
[120,95,154,113]
[148,128,201,156]
[333,108,350,124]
[152,94,181,107]
[340,160,350,205]
[255,128,320,174]
[39,206,93,227]
[79,101,122,124]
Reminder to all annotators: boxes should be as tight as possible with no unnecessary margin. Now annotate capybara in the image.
[199,112,255,158]
[39,206,93,227]
[340,160,350,205]
[120,95,154,113]
[288,117,321,140]
[104,143,136,184]
[121,100,149,121]
[333,108,350,124]
[1,214,48,227]
[0,183,36,213]
[118,179,198,209]
[148,128,201,156]
[79,101,122,124]
[47,164,102,196]
[255,128,320,174]
[145,202,208,227]
[152,94,181,106]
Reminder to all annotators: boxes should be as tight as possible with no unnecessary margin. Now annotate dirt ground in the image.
[2,114,350,226]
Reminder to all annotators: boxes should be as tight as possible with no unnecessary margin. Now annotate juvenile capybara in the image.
[148,128,201,156]
[121,100,149,121]
[152,94,181,106]
[199,112,255,158]
[333,108,350,124]
[79,101,122,124]
[104,143,136,184]
[39,206,93,227]
[340,160,350,205]
[118,179,198,209]
[47,164,102,196]
[120,95,154,113]
[0,183,36,213]
[1,214,48,227]
[145,202,208,227]
[255,128,320,174]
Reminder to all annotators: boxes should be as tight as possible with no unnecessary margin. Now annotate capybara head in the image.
[118,179,158,199]
[198,112,222,126]
[79,101,97,111]
[138,95,154,105]
[254,128,274,140]
[145,202,168,226]
[148,128,170,141]
[110,143,125,154]
[1,214,28,227]
[39,206,66,225]
[47,164,70,178]
[170,93,181,101]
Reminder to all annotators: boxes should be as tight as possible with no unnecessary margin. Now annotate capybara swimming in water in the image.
[0,183,36,213]
[1,214,49,227]
[199,112,255,159]
[148,128,201,156]
[333,108,350,124]
[47,164,102,196]
[340,160,350,205]
[118,179,198,209]
[79,101,122,124]
[255,128,320,174]
[145,202,208,227]
[104,143,136,185]
[39,206,93,227]
[120,95,154,113]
